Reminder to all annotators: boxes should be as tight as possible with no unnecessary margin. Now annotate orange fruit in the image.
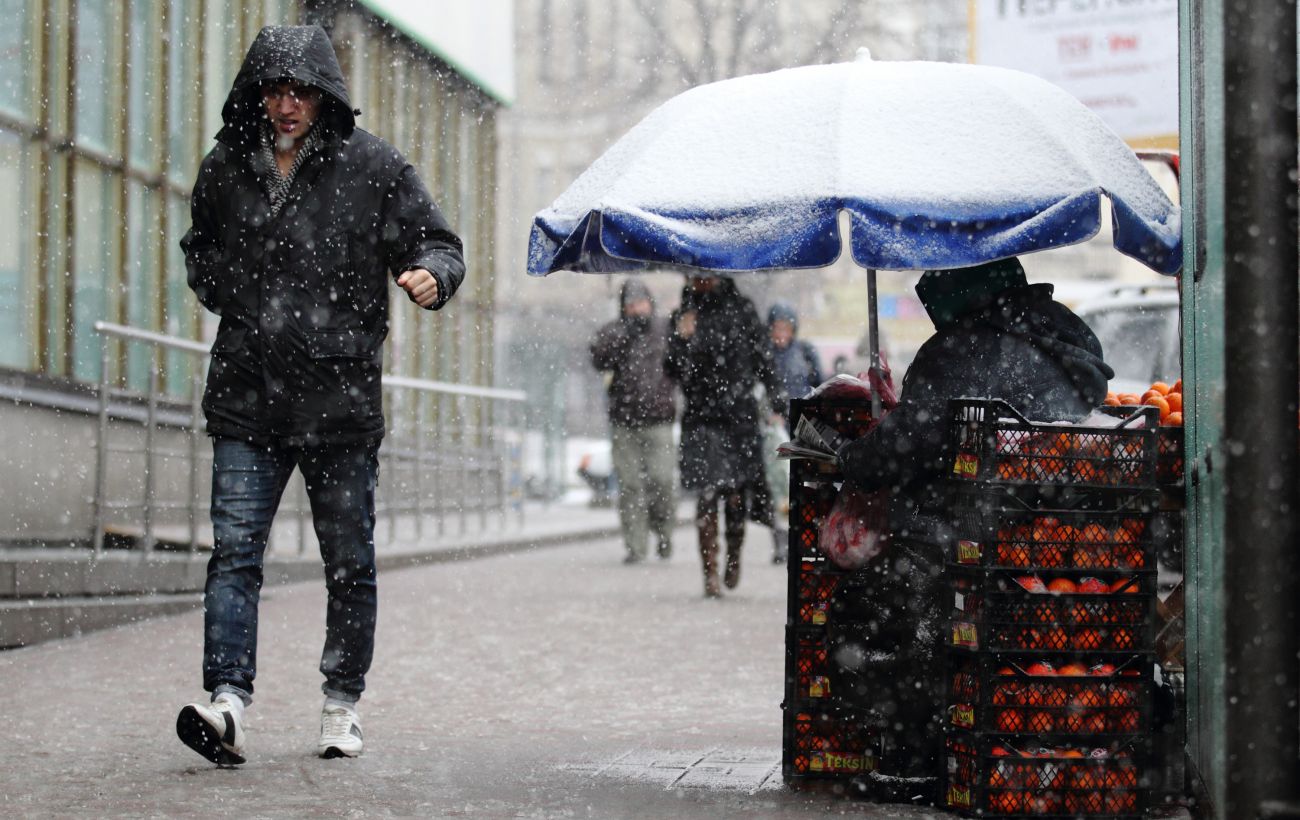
[1144,395,1171,421]
[1167,411,1184,426]
[1150,381,1172,395]
[1073,628,1103,650]
[1166,392,1183,413]
[1117,393,1142,405]
[1058,663,1089,676]
[1102,394,1121,407]
[1048,577,1078,594]
[1173,378,1183,392]
[996,708,1025,732]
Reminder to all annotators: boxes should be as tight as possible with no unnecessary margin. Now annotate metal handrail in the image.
[91,321,528,558]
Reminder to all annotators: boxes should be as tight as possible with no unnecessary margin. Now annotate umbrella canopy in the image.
[528,53,1182,277]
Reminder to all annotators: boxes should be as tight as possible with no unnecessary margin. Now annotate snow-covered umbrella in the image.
[528,50,1182,410]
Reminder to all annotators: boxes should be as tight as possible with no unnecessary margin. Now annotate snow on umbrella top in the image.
[528,53,1181,276]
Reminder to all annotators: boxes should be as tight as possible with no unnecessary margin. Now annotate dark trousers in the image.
[203,436,380,704]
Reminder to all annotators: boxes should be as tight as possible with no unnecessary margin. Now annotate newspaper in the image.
[776,414,849,463]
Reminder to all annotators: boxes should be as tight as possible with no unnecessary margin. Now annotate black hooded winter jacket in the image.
[839,283,1114,541]
[183,25,465,446]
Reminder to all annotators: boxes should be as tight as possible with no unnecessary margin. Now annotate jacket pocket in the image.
[303,329,379,360]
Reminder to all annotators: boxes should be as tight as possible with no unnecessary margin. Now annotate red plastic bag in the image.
[806,356,899,413]
[818,484,891,570]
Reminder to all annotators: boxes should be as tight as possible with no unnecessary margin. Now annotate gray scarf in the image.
[255,120,323,219]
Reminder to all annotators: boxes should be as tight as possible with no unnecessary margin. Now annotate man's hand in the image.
[676,311,697,339]
[397,268,440,308]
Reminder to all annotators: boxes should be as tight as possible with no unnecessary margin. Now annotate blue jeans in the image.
[203,436,380,705]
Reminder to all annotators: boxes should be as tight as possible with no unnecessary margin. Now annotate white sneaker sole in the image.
[177,704,246,766]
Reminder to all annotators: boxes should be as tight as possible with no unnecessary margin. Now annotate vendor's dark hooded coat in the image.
[839,282,1113,541]
[664,278,785,514]
[829,279,1113,778]
[183,25,465,446]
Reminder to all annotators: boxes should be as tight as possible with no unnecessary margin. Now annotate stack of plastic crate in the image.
[781,396,880,785]
[939,399,1161,818]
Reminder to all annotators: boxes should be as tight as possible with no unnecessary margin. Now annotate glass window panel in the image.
[43,152,68,374]
[74,0,118,152]
[0,129,33,368]
[164,194,195,395]
[128,0,159,170]
[202,0,237,139]
[124,180,158,390]
[72,160,118,382]
[167,0,198,181]
[0,0,32,118]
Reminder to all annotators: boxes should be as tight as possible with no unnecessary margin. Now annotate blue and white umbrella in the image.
[528,52,1182,404]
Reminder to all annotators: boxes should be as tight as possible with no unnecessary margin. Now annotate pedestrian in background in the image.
[765,302,824,564]
[177,25,464,765]
[768,302,824,429]
[665,275,786,598]
[589,280,678,563]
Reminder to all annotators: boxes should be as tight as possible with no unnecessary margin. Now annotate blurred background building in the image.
[496,0,968,482]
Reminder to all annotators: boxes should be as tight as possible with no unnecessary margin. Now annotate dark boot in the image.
[697,500,722,598]
[771,526,788,564]
[723,493,745,589]
[724,533,743,589]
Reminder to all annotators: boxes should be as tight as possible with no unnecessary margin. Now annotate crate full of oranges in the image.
[946,655,1152,740]
[943,731,1148,817]
[946,491,1156,573]
[1104,379,1184,487]
[948,399,1159,494]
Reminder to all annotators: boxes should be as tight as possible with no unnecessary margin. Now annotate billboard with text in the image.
[970,0,1178,147]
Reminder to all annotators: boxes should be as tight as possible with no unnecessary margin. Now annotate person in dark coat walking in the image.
[766,302,824,563]
[176,25,465,766]
[831,257,1114,798]
[664,275,786,598]
[590,280,678,563]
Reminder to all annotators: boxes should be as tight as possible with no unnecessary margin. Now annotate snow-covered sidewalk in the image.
[0,528,944,818]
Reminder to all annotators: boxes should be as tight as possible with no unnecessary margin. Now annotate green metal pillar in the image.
[1180,1,1300,817]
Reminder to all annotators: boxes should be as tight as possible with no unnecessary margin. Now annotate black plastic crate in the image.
[1157,426,1184,489]
[948,399,1159,493]
[946,490,1157,573]
[787,459,841,563]
[943,731,1150,817]
[945,652,1153,739]
[786,626,836,703]
[782,702,881,782]
[947,570,1156,655]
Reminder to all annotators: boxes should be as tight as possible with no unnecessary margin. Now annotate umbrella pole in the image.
[866,268,882,419]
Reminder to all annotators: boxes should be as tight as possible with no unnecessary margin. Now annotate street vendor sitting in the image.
[832,256,1115,800]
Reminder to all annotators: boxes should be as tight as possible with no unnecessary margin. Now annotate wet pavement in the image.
[2,523,946,818]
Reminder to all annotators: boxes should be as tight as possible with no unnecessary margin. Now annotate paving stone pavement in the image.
[1,525,950,819]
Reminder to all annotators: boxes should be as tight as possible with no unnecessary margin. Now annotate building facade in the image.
[0,0,508,543]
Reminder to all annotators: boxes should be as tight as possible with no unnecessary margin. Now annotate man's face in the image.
[770,319,794,349]
[623,297,652,318]
[688,275,719,294]
[261,79,322,145]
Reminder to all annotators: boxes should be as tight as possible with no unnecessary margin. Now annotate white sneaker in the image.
[176,698,246,765]
[318,703,364,758]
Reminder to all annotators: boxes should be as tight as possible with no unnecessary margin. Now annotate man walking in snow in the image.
[589,280,677,563]
[177,25,464,764]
